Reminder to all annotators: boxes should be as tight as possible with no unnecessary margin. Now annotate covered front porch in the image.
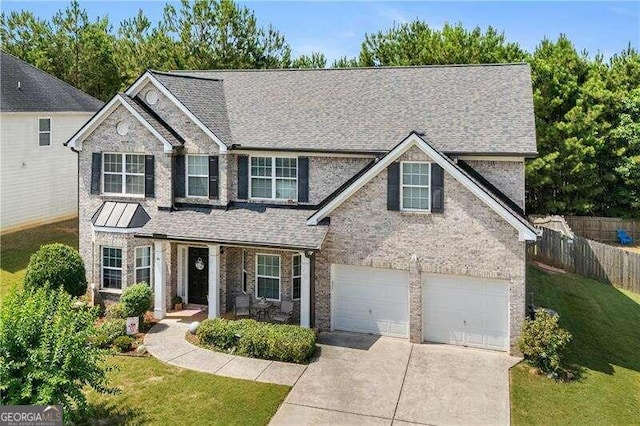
[136,205,329,329]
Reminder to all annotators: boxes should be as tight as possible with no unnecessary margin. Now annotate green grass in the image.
[511,265,640,425]
[0,220,290,425]
[0,218,79,301]
[83,356,289,425]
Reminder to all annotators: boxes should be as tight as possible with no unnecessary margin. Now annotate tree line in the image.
[2,0,638,218]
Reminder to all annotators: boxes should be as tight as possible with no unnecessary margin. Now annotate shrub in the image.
[113,336,134,353]
[105,302,128,319]
[196,318,316,363]
[120,284,152,318]
[96,319,127,343]
[23,243,87,297]
[0,287,113,412]
[518,309,573,375]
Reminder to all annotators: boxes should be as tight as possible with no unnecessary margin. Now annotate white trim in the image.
[186,154,209,198]
[255,253,281,302]
[249,155,298,201]
[101,246,123,291]
[126,71,227,152]
[232,149,377,159]
[400,161,431,212]
[134,245,153,285]
[455,156,525,162]
[66,93,175,153]
[92,226,143,234]
[292,253,302,301]
[307,133,539,241]
[38,117,52,147]
[102,152,146,196]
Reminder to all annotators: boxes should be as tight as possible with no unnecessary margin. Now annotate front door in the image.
[188,247,209,305]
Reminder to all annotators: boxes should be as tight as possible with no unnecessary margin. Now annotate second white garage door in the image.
[423,274,509,351]
[332,264,409,338]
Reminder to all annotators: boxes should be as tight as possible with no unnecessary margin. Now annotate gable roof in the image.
[307,132,540,241]
[0,51,103,113]
[125,71,227,152]
[66,93,182,152]
[167,64,537,155]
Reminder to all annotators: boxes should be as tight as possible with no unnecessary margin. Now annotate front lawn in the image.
[511,265,640,424]
[0,220,290,424]
[83,356,289,425]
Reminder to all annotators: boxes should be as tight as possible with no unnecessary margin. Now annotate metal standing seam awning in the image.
[91,201,150,229]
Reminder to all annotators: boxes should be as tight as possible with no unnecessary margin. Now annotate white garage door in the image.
[423,274,509,351]
[332,264,409,338]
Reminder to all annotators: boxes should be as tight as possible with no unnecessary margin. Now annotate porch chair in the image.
[617,229,633,246]
[271,300,294,324]
[234,295,251,318]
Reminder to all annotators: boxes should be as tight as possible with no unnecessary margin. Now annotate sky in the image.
[2,1,639,63]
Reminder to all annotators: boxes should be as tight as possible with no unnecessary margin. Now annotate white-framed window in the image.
[255,254,280,301]
[102,246,123,290]
[292,254,301,300]
[186,155,208,197]
[249,156,297,200]
[135,246,152,285]
[102,153,145,195]
[400,161,431,212]
[241,249,248,294]
[38,118,51,146]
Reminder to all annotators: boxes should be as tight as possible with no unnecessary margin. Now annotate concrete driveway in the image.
[270,332,520,425]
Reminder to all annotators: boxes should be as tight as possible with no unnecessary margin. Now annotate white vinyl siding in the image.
[38,118,51,146]
[401,161,431,211]
[250,156,297,200]
[102,246,123,290]
[0,112,90,232]
[255,254,280,301]
[102,153,145,196]
[187,155,208,197]
[135,246,152,285]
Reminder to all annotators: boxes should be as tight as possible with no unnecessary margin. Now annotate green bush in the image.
[0,287,113,412]
[518,309,573,375]
[120,284,152,318]
[105,302,128,319]
[113,336,134,353]
[96,319,127,344]
[23,243,87,297]
[196,318,316,363]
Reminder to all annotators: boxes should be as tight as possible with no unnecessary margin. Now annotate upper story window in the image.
[103,153,145,195]
[38,118,51,146]
[250,156,297,200]
[187,155,208,197]
[401,161,431,211]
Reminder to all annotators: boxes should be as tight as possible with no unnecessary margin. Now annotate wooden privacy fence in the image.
[529,228,640,293]
[564,216,640,242]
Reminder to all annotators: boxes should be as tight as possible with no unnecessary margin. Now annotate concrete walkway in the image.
[144,316,307,386]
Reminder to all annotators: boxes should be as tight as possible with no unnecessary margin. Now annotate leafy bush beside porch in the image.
[196,318,316,363]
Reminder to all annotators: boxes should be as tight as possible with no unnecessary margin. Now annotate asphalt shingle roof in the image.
[160,64,537,155]
[136,204,328,250]
[1,51,103,112]
[120,95,184,147]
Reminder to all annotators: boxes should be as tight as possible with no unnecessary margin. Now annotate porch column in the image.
[153,241,166,319]
[300,252,311,328]
[208,244,221,319]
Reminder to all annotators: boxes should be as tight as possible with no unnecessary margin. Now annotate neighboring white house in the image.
[0,51,103,233]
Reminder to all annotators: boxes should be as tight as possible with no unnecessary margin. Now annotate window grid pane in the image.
[275,179,297,199]
[136,247,151,267]
[104,154,122,173]
[293,277,301,300]
[275,158,297,178]
[257,277,279,299]
[256,255,280,300]
[251,157,272,177]
[126,175,145,194]
[39,118,51,132]
[188,176,208,197]
[39,133,51,146]
[126,154,145,174]
[102,247,122,289]
[402,187,430,210]
[251,178,272,198]
[104,174,122,193]
[187,156,208,176]
[135,268,151,285]
[401,162,431,211]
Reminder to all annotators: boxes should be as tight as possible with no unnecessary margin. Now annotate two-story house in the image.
[67,64,539,354]
[1,51,103,233]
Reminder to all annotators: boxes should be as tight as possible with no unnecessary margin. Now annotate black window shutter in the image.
[145,155,155,198]
[431,163,444,213]
[90,152,101,194]
[175,154,185,198]
[208,155,219,199]
[298,156,309,202]
[387,162,400,211]
[237,155,249,200]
